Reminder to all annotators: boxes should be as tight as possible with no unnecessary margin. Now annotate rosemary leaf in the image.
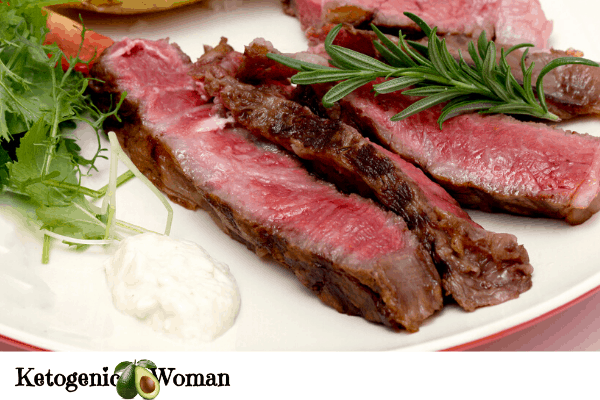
[499,48,510,75]
[391,90,464,121]
[438,99,501,127]
[504,66,515,98]
[428,28,453,81]
[374,77,424,94]
[459,59,487,89]
[406,40,429,58]
[371,24,417,67]
[402,85,469,97]
[535,56,600,113]
[373,40,408,68]
[508,72,528,100]
[482,41,496,82]
[467,41,483,72]
[328,58,347,70]
[324,23,343,48]
[328,45,396,73]
[505,43,534,57]
[477,31,489,60]
[440,39,461,79]
[291,70,365,84]
[404,12,433,37]
[482,103,558,121]
[266,53,333,72]
[322,76,376,107]
[521,54,536,104]
[398,32,433,68]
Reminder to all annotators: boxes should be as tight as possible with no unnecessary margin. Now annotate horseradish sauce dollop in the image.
[105,233,240,342]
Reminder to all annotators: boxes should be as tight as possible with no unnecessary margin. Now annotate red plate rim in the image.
[0,333,49,352]
[443,284,600,351]
[1,285,599,352]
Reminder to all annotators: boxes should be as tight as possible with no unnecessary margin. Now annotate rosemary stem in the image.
[540,111,561,121]
[268,12,599,127]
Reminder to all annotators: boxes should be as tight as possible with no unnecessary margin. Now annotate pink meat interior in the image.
[292,0,551,47]
[105,38,413,263]
[349,82,600,210]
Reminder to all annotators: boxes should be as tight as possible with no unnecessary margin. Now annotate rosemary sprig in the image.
[267,12,599,128]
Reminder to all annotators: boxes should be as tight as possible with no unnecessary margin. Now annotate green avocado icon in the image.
[116,365,137,399]
[115,359,160,399]
[135,366,160,399]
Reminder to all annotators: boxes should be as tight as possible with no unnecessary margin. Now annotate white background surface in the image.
[2,0,600,351]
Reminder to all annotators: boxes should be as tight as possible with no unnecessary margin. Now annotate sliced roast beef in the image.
[88,37,445,332]
[200,45,532,310]
[243,37,600,224]
[336,81,600,225]
[283,0,552,48]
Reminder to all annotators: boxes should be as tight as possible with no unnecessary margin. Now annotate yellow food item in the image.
[54,0,205,14]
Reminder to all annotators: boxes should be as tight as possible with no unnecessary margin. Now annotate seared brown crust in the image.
[88,43,443,332]
[217,76,532,311]
[250,24,600,225]
[281,0,296,17]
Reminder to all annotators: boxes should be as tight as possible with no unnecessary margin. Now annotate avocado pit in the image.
[134,366,160,399]
[140,376,155,394]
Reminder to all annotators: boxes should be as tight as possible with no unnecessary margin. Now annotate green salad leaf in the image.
[0,145,10,190]
[1,1,173,263]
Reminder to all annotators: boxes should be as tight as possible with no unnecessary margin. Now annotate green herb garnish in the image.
[268,12,599,128]
[0,1,172,263]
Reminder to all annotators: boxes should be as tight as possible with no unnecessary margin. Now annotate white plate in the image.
[2,0,600,351]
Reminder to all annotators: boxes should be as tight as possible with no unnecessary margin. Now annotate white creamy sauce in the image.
[0,218,55,309]
[105,233,240,342]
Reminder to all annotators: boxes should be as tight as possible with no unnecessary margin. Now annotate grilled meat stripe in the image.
[88,37,444,332]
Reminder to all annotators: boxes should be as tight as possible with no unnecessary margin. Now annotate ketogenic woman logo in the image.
[115,359,160,399]
[15,359,230,395]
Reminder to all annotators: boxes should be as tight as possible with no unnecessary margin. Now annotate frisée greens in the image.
[0,0,172,263]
